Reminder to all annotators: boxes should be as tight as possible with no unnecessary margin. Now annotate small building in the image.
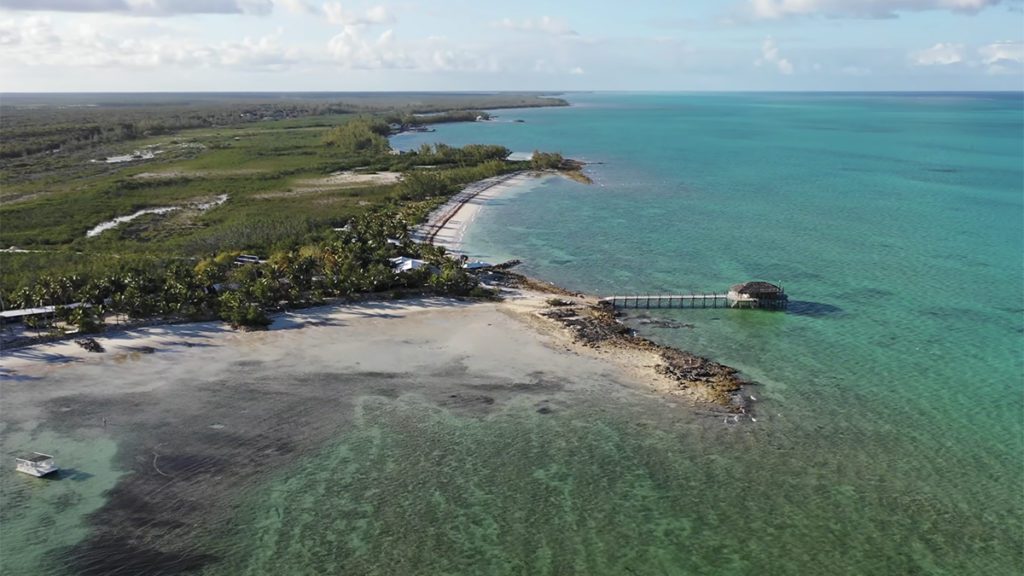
[389,256,436,273]
[0,306,58,325]
[234,254,265,266]
[462,260,492,270]
[727,281,788,310]
[0,303,90,326]
[16,453,59,477]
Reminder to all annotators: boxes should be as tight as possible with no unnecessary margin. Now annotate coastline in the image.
[1,295,659,574]
[0,172,750,574]
[0,288,747,413]
[0,287,748,574]
[412,171,555,254]
[3,166,753,413]
[413,172,752,411]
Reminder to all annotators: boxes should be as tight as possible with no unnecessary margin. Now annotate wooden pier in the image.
[602,282,789,311]
[602,294,731,309]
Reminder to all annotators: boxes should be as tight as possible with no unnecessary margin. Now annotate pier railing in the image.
[601,294,731,309]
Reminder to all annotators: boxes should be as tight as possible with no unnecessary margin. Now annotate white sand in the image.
[0,292,684,405]
[254,171,403,200]
[133,169,264,180]
[414,172,553,254]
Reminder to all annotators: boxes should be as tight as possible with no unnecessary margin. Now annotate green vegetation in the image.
[530,151,566,170]
[323,116,392,156]
[0,93,576,333]
[1,92,560,165]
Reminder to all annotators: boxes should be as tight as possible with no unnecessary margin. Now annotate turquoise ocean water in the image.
[4,93,1020,575]
[388,93,1024,573]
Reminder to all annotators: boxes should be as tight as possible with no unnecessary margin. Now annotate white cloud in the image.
[755,36,794,74]
[978,40,1024,74]
[0,15,298,69]
[324,3,394,27]
[425,45,499,73]
[494,16,577,36]
[570,66,585,75]
[0,15,59,47]
[746,0,1008,19]
[327,26,409,68]
[321,3,405,68]
[910,43,965,65]
[0,0,276,16]
[272,0,315,14]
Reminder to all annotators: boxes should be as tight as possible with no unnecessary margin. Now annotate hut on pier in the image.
[726,281,788,310]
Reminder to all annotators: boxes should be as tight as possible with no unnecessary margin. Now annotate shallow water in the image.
[202,387,1019,575]
[3,94,1021,575]
[0,428,123,574]
[395,93,1024,573]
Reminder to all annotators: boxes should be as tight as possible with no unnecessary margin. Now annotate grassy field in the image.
[0,94,562,300]
[2,116,381,255]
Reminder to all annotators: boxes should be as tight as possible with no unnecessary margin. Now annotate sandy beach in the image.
[0,288,716,574]
[413,171,554,254]
[0,166,749,574]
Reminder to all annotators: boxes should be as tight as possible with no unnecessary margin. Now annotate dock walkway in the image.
[601,294,731,309]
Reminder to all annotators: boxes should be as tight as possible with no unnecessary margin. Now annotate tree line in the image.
[3,109,578,334]
[5,203,485,332]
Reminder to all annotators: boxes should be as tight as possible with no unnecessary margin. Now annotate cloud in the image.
[570,66,585,75]
[910,42,965,65]
[425,47,499,73]
[0,15,298,69]
[0,15,59,46]
[0,0,128,11]
[0,0,275,15]
[323,3,394,27]
[273,0,315,14]
[327,26,411,69]
[494,16,577,36]
[755,36,794,74]
[978,40,1024,74]
[745,0,1009,19]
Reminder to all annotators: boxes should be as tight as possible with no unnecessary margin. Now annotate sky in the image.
[1,0,1022,92]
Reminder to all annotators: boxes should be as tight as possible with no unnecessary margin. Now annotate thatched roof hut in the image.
[727,281,787,309]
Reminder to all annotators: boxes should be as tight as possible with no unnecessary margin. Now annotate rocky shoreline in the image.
[486,270,751,413]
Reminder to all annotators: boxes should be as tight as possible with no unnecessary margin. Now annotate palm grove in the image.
[3,113,570,333]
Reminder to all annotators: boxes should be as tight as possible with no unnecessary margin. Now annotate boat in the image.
[16,453,59,477]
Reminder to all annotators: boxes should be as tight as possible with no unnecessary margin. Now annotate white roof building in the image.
[389,256,432,273]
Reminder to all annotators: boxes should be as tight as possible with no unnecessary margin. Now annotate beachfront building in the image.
[0,303,90,326]
[234,254,265,266]
[726,281,788,310]
[389,256,436,273]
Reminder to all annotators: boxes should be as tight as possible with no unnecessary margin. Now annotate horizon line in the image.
[2,89,1023,95]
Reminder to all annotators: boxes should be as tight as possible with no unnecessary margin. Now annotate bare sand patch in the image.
[0,290,735,574]
[254,171,402,200]
[132,169,264,180]
[315,171,402,187]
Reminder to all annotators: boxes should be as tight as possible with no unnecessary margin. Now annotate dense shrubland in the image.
[1,96,577,332]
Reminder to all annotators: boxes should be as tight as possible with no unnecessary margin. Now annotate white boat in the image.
[16,453,58,477]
